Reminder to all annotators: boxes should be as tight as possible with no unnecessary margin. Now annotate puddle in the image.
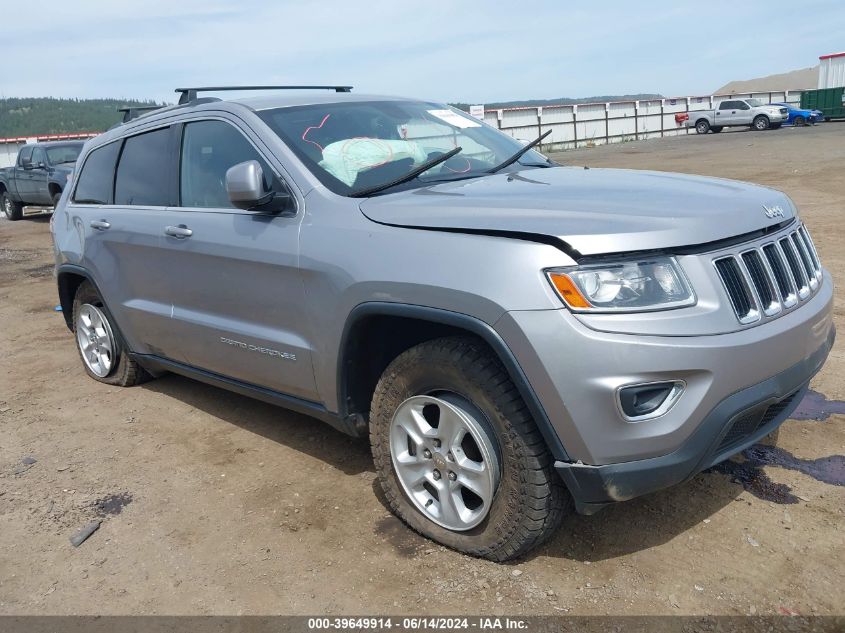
[790,389,845,421]
[93,492,133,516]
[711,459,799,504]
[711,444,844,504]
[743,445,844,487]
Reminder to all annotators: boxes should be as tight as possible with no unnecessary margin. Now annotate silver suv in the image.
[51,86,835,561]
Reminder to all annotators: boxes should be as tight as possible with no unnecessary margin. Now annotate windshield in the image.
[258,100,550,196]
[746,99,765,107]
[46,144,83,165]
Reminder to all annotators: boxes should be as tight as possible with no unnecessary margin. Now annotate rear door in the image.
[154,116,318,400]
[68,128,176,356]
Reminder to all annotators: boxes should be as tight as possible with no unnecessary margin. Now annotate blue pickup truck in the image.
[0,141,84,220]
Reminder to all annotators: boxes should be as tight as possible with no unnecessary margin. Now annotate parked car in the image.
[690,99,789,133]
[51,86,834,560]
[0,141,84,220]
[771,103,823,126]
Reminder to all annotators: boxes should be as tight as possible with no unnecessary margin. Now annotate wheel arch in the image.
[337,302,570,461]
[48,181,62,198]
[56,264,97,330]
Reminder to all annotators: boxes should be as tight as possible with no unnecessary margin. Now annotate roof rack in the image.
[175,85,353,104]
[118,105,164,123]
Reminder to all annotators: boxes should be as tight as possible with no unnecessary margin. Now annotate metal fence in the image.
[0,90,806,168]
[482,90,804,151]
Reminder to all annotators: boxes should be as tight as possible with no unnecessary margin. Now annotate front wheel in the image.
[753,115,770,131]
[2,192,23,221]
[695,119,710,134]
[370,336,570,561]
[794,116,806,127]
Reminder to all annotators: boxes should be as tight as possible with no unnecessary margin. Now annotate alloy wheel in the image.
[389,394,500,531]
[75,303,116,377]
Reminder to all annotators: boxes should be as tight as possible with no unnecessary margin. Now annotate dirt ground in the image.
[1,124,843,617]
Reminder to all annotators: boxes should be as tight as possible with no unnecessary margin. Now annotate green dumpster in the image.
[801,87,845,120]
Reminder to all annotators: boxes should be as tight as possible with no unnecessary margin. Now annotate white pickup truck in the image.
[690,99,789,134]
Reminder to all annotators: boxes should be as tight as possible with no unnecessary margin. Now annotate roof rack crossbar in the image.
[118,105,164,123]
[175,85,353,104]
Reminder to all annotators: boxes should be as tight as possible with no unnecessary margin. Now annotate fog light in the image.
[617,381,684,422]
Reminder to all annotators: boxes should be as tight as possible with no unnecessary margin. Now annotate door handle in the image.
[90,220,111,230]
[165,224,193,239]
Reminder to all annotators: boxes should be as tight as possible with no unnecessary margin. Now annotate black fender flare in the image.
[337,302,570,461]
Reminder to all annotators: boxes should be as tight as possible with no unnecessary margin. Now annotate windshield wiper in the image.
[349,146,463,198]
[487,130,552,174]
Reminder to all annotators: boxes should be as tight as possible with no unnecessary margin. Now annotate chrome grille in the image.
[714,224,823,324]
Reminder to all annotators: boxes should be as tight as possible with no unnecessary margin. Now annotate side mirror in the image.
[225,160,289,213]
[21,159,33,170]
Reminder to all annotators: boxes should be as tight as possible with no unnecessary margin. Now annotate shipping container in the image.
[818,52,845,89]
[801,87,845,120]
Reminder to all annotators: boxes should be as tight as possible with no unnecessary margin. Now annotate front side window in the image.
[179,120,276,209]
[114,127,171,206]
[31,147,46,167]
[258,100,549,196]
[73,142,121,204]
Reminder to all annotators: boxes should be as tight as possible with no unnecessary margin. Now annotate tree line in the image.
[0,97,166,137]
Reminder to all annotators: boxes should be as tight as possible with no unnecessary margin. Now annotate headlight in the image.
[546,257,695,312]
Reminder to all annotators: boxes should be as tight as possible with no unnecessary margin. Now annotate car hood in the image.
[359,166,796,257]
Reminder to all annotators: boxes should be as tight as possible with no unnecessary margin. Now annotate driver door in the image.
[154,117,319,401]
[715,101,737,126]
[733,101,753,125]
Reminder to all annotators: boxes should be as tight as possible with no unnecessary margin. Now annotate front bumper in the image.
[495,270,834,510]
[556,326,833,513]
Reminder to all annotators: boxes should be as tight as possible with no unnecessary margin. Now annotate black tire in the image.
[695,119,710,134]
[51,191,62,208]
[370,336,571,561]
[794,116,806,127]
[710,126,723,133]
[752,115,770,131]
[72,281,152,387]
[2,191,23,221]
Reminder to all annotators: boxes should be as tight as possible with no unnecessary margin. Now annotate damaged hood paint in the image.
[359,166,796,257]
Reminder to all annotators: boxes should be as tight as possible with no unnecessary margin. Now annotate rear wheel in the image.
[2,192,23,221]
[710,126,723,133]
[695,119,710,134]
[72,281,152,386]
[370,336,570,561]
[753,115,770,131]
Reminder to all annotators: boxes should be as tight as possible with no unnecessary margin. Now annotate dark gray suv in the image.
[51,86,834,560]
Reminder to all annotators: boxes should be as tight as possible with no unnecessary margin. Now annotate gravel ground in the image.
[0,123,842,616]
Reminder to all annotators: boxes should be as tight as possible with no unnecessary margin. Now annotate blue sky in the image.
[2,1,843,104]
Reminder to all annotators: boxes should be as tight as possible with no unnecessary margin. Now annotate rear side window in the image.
[114,127,172,206]
[73,142,121,204]
[719,101,735,110]
[179,120,274,208]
